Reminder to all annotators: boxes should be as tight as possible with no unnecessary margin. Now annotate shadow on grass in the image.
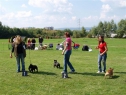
[70,72,120,79]
[53,67,63,69]
[59,67,63,69]
[105,75,120,79]
[29,71,57,75]
[70,72,104,76]
[114,72,126,74]
[112,75,120,79]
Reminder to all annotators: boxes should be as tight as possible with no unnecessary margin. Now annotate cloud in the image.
[83,16,98,20]
[100,4,112,19]
[100,0,115,2]
[28,0,73,14]
[21,4,27,8]
[102,4,112,12]
[15,11,32,18]
[107,15,119,21]
[120,0,126,7]
[101,0,126,7]
[0,4,6,13]
[72,16,77,21]
[0,11,32,22]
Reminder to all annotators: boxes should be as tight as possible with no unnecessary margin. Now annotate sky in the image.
[0,0,126,28]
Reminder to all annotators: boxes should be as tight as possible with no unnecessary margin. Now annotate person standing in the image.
[62,32,75,76]
[96,35,108,73]
[10,35,26,72]
[38,36,43,47]
[31,37,36,50]
[27,38,31,49]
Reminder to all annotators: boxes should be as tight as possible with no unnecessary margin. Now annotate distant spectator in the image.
[31,37,36,50]
[13,36,17,42]
[39,36,43,47]
[27,38,31,49]
[56,44,60,50]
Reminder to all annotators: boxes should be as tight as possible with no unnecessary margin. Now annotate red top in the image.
[27,40,31,46]
[98,42,107,53]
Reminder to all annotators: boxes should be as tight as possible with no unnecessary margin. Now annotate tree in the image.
[111,19,117,33]
[63,29,73,36]
[97,21,104,35]
[81,26,87,37]
[117,19,126,38]
[90,26,98,37]
[73,30,81,38]
[106,22,112,37]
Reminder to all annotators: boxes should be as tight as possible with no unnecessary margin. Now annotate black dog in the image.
[28,64,38,72]
[54,60,60,68]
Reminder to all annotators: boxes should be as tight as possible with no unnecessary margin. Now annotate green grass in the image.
[0,38,126,95]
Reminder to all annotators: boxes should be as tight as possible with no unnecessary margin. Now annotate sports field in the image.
[0,38,126,95]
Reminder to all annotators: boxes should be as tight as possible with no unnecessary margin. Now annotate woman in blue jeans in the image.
[96,35,108,73]
[10,35,26,72]
[62,32,75,75]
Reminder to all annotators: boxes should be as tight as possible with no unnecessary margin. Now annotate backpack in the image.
[82,45,89,51]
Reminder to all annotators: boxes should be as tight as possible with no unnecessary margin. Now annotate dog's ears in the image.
[109,67,114,70]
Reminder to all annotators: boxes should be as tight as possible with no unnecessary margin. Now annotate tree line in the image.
[0,19,126,39]
[89,19,126,38]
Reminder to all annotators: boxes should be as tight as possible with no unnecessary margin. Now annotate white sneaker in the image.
[97,71,101,73]
[102,71,105,73]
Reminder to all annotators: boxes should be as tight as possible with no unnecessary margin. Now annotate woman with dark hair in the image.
[96,35,108,73]
[62,32,75,77]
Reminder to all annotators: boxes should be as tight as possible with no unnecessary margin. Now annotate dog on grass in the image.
[28,64,38,72]
[54,60,60,68]
[105,68,114,79]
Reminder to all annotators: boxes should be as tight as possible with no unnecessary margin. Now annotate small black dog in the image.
[54,60,60,68]
[28,64,38,72]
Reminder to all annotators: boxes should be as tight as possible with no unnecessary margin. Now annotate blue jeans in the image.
[16,53,25,72]
[63,50,75,73]
[98,53,107,72]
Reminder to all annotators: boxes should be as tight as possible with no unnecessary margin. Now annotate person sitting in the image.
[56,44,60,50]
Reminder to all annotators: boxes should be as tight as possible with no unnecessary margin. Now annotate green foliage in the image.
[81,26,87,37]
[89,19,123,38]
[0,19,126,38]
[117,19,126,38]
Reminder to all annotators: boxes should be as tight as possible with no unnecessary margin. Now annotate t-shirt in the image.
[65,37,72,50]
[98,42,107,53]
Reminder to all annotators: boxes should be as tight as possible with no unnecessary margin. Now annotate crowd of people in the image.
[26,37,43,50]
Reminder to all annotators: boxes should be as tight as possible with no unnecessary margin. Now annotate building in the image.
[44,27,54,30]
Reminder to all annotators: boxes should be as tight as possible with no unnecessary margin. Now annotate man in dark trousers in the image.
[38,36,43,47]
[31,37,36,50]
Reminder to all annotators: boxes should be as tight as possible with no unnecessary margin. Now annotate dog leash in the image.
[29,49,31,63]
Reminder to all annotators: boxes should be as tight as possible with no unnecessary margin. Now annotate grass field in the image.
[0,38,126,95]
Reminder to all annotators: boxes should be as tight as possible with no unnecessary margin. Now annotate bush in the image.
[87,34,92,38]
